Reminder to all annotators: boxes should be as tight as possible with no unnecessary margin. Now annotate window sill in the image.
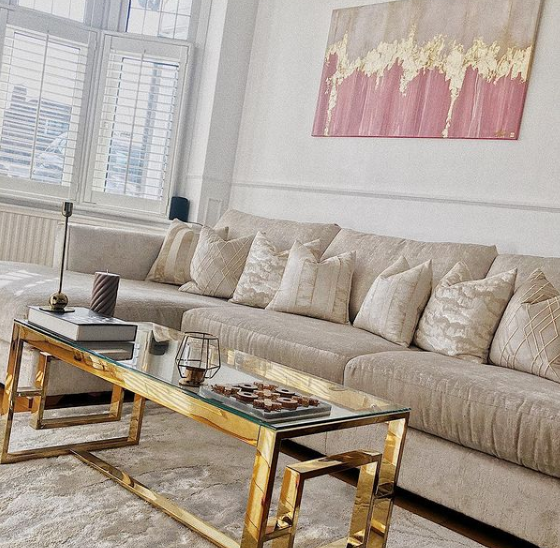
[0,192,170,231]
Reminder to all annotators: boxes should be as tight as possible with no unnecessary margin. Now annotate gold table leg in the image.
[30,352,126,430]
[0,325,144,464]
[240,427,281,548]
[368,417,408,548]
[268,451,382,548]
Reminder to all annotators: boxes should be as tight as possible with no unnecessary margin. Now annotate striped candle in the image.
[91,272,120,317]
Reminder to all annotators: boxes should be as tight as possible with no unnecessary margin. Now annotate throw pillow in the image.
[179,227,253,298]
[266,241,355,325]
[490,269,560,382]
[146,221,228,285]
[230,232,323,309]
[354,257,433,347]
[414,262,517,363]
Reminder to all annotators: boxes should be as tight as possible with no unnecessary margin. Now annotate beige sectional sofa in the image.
[0,209,558,547]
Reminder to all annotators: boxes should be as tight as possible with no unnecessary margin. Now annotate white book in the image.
[85,341,135,361]
[27,307,137,342]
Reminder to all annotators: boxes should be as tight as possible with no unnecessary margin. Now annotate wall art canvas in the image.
[313,0,542,139]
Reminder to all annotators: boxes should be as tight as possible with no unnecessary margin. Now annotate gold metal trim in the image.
[0,321,410,548]
[269,451,382,548]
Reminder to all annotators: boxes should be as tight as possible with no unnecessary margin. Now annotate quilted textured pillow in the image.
[490,270,560,382]
[230,232,322,309]
[146,221,228,285]
[266,241,355,324]
[354,257,432,347]
[179,227,253,298]
[414,262,517,363]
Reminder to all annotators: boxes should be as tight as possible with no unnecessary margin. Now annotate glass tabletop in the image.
[19,320,410,431]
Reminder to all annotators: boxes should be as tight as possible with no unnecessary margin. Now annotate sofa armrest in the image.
[54,223,165,281]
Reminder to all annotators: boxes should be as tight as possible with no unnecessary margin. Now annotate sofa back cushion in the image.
[322,228,498,320]
[214,209,340,256]
[488,254,560,290]
[55,223,165,281]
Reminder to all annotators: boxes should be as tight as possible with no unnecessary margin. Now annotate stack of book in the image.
[27,307,137,361]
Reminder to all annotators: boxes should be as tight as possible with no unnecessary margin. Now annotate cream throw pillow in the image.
[414,262,517,363]
[179,227,253,298]
[490,270,560,383]
[146,221,228,285]
[230,232,322,309]
[354,257,432,347]
[266,241,355,325]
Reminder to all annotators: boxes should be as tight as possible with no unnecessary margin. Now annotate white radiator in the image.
[0,208,58,266]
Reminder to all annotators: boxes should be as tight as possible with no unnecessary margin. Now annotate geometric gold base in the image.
[0,321,409,548]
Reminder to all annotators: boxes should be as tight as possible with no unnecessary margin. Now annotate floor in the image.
[1,388,537,548]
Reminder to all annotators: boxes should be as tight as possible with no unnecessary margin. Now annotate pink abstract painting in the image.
[313,0,542,139]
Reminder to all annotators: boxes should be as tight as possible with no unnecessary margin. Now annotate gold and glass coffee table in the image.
[0,320,410,548]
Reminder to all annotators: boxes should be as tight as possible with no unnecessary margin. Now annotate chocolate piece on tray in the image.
[271,401,282,411]
[309,398,319,407]
[276,388,295,397]
[253,399,265,409]
[236,391,258,403]
[238,383,259,392]
[277,397,299,410]
[213,384,226,394]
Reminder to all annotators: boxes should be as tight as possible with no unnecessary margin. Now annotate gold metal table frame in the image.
[0,322,410,548]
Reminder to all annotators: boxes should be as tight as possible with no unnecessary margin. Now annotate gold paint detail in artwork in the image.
[322,28,533,137]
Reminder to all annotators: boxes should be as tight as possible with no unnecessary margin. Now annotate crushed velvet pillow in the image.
[230,232,322,309]
[414,262,517,363]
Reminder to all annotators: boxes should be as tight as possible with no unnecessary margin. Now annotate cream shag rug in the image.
[0,404,482,548]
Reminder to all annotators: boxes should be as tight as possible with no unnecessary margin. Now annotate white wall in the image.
[182,0,259,226]
[230,0,560,257]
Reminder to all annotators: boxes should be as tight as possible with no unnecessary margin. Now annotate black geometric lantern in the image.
[175,332,221,387]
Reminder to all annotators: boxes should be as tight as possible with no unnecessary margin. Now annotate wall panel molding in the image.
[232,179,560,215]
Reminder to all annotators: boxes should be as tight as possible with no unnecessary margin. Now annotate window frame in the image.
[79,31,191,216]
[0,0,195,220]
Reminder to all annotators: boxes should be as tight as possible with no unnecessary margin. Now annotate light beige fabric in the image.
[414,263,517,363]
[55,223,165,281]
[319,427,560,548]
[181,306,410,383]
[215,209,340,256]
[266,242,355,324]
[230,232,322,308]
[354,257,432,347]
[488,253,560,291]
[0,261,233,393]
[490,270,560,383]
[344,350,560,478]
[180,227,253,299]
[322,228,498,321]
[146,222,228,285]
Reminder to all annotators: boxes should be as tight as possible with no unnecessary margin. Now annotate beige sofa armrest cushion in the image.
[54,223,165,281]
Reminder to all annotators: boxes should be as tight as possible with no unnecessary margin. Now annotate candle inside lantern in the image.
[91,272,120,317]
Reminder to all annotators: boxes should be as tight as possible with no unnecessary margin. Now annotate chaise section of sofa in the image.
[0,221,235,394]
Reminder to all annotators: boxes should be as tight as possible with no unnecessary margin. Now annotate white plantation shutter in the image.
[87,34,188,212]
[0,24,88,191]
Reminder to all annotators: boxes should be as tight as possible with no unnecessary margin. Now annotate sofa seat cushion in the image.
[344,351,560,477]
[181,306,410,383]
[0,261,230,344]
[322,228,498,320]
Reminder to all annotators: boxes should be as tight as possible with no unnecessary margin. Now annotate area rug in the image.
[0,404,483,548]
